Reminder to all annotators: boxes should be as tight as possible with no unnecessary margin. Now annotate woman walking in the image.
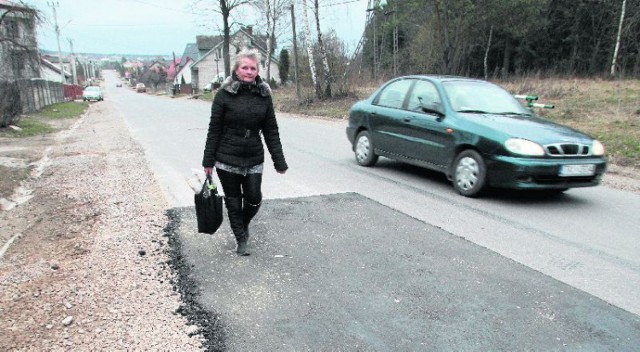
[202,49,288,256]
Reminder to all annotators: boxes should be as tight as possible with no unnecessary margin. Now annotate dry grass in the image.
[500,78,640,168]
[272,84,376,119]
[275,78,640,168]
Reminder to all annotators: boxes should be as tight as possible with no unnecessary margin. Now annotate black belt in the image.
[224,127,260,138]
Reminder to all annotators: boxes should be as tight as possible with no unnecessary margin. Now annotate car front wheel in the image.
[354,131,378,166]
[453,149,487,197]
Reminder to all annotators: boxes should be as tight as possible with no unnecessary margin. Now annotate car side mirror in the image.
[421,101,445,117]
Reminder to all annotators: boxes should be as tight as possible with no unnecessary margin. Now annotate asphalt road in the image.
[101,71,640,350]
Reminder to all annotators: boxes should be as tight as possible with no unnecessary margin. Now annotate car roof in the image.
[402,75,488,84]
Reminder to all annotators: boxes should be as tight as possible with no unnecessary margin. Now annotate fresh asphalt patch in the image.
[166,192,640,351]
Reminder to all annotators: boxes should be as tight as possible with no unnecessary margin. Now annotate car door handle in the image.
[403,117,412,122]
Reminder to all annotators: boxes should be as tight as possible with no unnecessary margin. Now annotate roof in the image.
[0,0,34,11]
[194,28,278,67]
[40,56,71,77]
[196,35,223,52]
[180,43,199,66]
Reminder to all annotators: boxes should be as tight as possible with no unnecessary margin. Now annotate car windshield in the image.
[85,87,99,92]
[443,81,529,115]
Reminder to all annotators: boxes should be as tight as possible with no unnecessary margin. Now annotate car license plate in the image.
[559,164,595,177]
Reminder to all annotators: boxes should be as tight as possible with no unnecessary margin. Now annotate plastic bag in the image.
[194,175,223,234]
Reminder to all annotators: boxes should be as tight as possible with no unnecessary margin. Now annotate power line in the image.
[322,0,361,7]
[116,0,194,14]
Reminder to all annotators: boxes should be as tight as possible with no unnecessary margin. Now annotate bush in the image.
[0,81,22,127]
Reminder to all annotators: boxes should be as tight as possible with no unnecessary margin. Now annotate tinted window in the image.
[375,79,412,109]
[407,80,441,112]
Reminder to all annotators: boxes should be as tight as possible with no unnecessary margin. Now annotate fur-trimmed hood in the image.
[221,74,271,97]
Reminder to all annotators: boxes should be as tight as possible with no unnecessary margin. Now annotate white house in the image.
[190,27,280,92]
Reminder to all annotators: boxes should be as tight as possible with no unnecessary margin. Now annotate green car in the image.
[82,86,103,102]
[346,75,607,197]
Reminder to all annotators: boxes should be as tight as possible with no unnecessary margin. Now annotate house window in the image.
[6,19,19,38]
[11,50,25,73]
[25,18,35,31]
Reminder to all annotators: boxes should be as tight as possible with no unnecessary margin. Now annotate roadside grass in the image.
[0,101,89,137]
[273,85,374,119]
[201,91,213,101]
[275,78,640,168]
[501,78,640,168]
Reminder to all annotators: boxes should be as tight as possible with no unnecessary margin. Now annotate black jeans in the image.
[216,168,262,205]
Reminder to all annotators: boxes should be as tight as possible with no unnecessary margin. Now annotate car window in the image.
[86,87,99,92]
[443,81,528,114]
[375,79,412,109]
[407,80,441,112]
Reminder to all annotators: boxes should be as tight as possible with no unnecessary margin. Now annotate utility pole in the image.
[49,2,66,83]
[290,4,300,99]
[68,38,77,85]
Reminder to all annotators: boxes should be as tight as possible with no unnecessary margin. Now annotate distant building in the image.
[0,0,40,81]
[139,61,167,92]
[40,56,72,82]
[41,55,72,83]
[190,26,280,92]
[173,43,199,93]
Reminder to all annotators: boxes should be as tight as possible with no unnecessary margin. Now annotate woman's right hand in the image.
[204,167,213,176]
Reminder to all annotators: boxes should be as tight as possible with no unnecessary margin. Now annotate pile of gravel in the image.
[0,102,204,350]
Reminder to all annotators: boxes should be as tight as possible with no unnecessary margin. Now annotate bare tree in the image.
[483,25,493,80]
[611,0,627,76]
[254,0,290,82]
[194,0,252,77]
[313,0,331,97]
[301,0,321,98]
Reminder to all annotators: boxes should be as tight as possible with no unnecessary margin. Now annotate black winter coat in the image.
[202,75,288,172]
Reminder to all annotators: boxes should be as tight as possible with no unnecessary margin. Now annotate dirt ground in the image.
[1,99,639,351]
[0,102,203,351]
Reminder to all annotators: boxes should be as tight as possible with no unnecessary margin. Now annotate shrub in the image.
[0,81,22,127]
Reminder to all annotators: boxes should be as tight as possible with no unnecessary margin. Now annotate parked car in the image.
[82,86,103,102]
[135,83,146,93]
[346,75,607,197]
[116,82,122,87]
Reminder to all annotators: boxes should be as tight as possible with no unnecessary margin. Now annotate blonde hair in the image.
[233,49,261,72]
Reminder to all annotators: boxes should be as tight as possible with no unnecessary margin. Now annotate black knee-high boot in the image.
[242,199,261,240]
[225,196,249,256]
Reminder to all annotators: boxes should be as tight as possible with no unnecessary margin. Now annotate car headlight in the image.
[592,140,605,156]
[505,138,545,156]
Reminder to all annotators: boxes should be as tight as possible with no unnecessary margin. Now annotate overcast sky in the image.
[24,0,369,57]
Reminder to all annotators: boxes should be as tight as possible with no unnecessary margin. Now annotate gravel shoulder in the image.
[0,101,203,350]
[0,98,638,351]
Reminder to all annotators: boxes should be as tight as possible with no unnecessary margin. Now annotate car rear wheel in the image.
[355,131,378,166]
[453,149,487,197]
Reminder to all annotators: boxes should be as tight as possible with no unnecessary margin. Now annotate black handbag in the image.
[194,175,223,234]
